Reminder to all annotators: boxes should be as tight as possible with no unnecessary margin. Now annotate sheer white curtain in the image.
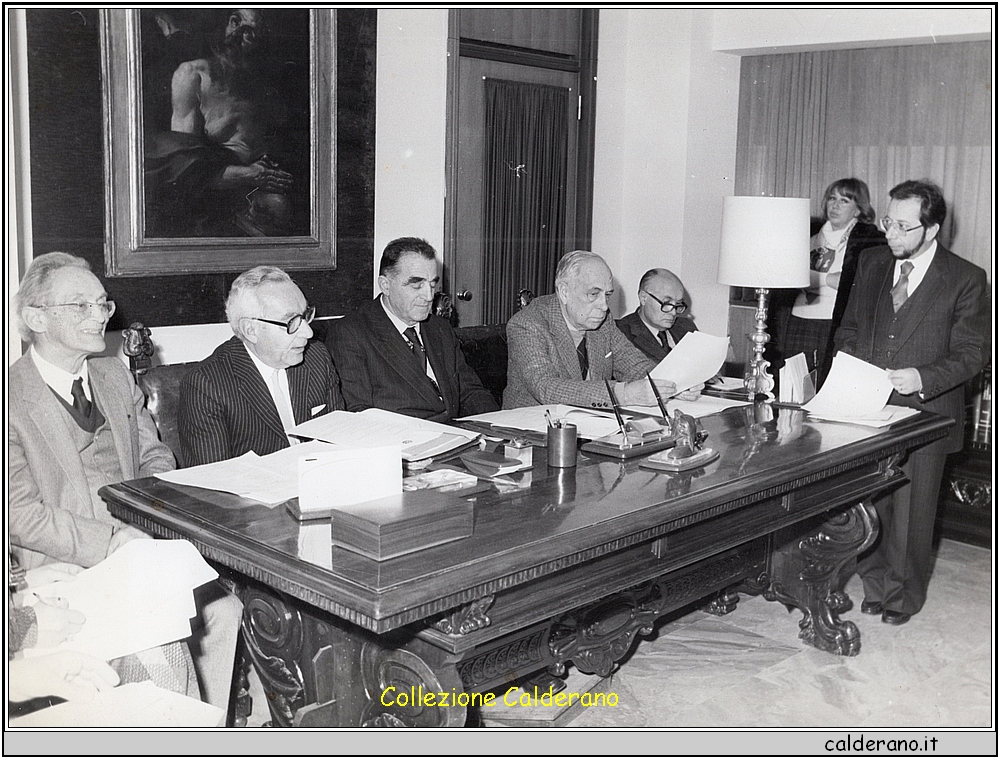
[735,41,992,279]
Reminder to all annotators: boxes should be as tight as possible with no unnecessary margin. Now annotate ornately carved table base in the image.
[235,502,878,727]
[762,501,879,656]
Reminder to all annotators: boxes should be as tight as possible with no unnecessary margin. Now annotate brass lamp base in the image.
[743,287,775,401]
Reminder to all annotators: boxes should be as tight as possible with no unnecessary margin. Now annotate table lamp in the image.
[717,196,811,401]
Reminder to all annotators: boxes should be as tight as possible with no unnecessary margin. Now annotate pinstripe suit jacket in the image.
[616,310,698,362]
[179,337,344,466]
[9,354,175,569]
[327,297,498,422]
[503,294,657,409]
[835,244,989,455]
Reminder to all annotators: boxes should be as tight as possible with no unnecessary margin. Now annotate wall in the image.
[592,9,740,338]
[373,9,449,286]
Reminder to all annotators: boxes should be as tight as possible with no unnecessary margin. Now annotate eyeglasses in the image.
[252,305,316,334]
[642,291,687,314]
[879,217,923,236]
[31,301,116,319]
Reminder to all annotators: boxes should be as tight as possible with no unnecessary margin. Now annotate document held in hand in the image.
[803,352,899,421]
[649,332,730,392]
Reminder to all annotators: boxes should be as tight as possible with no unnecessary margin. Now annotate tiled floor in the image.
[570,538,994,728]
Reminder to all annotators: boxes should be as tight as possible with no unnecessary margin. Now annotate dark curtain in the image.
[735,41,992,279]
[482,78,569,324]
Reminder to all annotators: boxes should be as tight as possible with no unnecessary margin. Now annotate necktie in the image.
[71,377,92,418]
[270,369,297,438]
[658,331,669,349]
[576,338,589,379]
[891,261,914,312]
[404,327,427,373]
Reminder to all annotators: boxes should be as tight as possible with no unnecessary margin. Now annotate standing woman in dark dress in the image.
[779,178,885,387]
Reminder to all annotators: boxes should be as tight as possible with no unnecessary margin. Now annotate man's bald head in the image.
[637,268,687,331]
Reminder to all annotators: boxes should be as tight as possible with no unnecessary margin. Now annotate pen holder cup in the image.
[547,424,578,468]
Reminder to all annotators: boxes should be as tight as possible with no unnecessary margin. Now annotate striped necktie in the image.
[891,261,914,312]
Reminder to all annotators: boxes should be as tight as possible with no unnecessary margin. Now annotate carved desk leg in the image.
[239,582,467,727]
[765,501,879,656]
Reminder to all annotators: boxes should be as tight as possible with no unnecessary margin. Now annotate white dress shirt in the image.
[246,347,299,445]
[379,296,439,386]
[30,346,91,404]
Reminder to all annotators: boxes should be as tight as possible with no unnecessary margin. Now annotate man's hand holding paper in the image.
[648,332,730,396]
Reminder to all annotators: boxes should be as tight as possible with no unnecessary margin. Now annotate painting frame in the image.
[100,8,336,276]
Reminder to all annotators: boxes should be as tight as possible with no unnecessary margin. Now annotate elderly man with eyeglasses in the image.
[179,265,344,466]
[835,179,989,626]
[9,251,243,713]
[504,251,703,410]
[616,268,698,362]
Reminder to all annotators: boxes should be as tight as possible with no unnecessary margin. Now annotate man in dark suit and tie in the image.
[327,237,498,422]
[835,179,989,626]
[616,268,697,361]
[180,266,344,466]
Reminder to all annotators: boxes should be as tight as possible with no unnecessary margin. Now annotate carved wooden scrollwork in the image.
[766,501,878,657]
[240,588,307,727]
[949,477,992,510]
[359,644,467,727]
[431,594,495,635]
[457,629,548,690]
[548,543,764,677]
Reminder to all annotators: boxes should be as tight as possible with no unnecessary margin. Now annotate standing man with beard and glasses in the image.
[180,266,344,466]
[146,8,295,237]
[504,251,703,409]
[9,252,242,714]
[835,179,989,626]
[328,237,498,423]
[616,268,698,362]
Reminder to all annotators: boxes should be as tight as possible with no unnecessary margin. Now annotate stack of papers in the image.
[803,353,919,426]
[625,393,750,420]
[155,439,340,504]
[779,352,817,404]
[460,405,625,440]
[290,408,480,462]
[23,540,217,662]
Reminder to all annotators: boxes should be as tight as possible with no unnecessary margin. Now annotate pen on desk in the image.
[604,379,630,441]
[647,373,670,421]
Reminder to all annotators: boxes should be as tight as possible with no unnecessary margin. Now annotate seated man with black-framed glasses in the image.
[180,266,344,466]
[616,268,698,362]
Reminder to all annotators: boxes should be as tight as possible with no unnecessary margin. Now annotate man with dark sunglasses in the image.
[616,268,698,362]
[180,265,343,466]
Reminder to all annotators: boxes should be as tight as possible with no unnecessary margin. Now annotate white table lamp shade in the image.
[717,196,811,288]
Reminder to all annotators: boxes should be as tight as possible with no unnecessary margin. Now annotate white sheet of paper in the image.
[298,444,403,514]
[649,332,731,392]
[9,681,225,728]
[460,404,625,439]
[290,408,478,460]
[803,352,895,420]
[780,352,816,404]
[24,540,216,661]
[625,394,751,420]
[154,440,339,504]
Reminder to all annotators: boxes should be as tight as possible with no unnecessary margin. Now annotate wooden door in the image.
[445,9,597,327]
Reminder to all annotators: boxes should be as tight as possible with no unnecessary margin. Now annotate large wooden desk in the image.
[101,405,950,727]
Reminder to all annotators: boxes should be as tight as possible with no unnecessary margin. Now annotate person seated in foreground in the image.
[9,252,241,713]
[327,237,499,422]
[503,250,703,409]
[179,265,344,466]
[616,268,697,361]
[8,557,200,711]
